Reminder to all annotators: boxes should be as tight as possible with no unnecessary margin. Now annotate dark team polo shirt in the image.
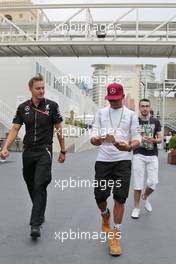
[13,98,63,146]
[133,116,161,156]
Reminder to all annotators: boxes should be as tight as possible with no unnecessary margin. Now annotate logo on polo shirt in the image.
[25,106,30,112]
[46,104,50,110]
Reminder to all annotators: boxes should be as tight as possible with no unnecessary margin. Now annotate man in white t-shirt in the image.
[131,99,162,219]
[90,83,141,256]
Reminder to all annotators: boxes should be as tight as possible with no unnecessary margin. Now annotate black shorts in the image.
[94,160,131,204]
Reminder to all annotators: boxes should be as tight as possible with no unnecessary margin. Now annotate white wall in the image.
[0,57,97,117]
[0,58,33,114]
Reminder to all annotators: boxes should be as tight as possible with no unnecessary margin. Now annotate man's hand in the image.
[58,152,66,163]
[90,136,105,146]
[105,134,116,144]
[0,124,21,161]
[114,142,131,151]
[0,148,9,160]
[143,136,156,144]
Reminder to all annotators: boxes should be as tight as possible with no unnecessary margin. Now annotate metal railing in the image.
[1,3,176,57]
[0,99,24,139]
[165,113,176,131]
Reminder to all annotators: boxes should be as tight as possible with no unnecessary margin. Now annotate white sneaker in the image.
[131,208,140,219]
[144,199,152,212]
[0,158,6,163]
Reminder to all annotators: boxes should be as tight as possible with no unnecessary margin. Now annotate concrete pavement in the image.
[0,149,176,264]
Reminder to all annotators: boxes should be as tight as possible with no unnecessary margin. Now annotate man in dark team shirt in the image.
[0,74,66,238]
[131,98,162,219]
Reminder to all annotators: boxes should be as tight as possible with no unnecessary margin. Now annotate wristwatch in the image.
[60,150,66,154]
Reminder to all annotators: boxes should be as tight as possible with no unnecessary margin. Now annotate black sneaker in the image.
[30,226,41,238]
[41,216,45,224]
[40,216,45,229]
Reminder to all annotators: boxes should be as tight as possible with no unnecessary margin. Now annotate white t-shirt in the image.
[91,106,141,162]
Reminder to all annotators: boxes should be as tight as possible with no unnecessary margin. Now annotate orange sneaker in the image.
[101,209,111,233]
[108,228,122,256]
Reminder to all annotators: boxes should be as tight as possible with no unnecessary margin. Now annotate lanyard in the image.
[31,107,49,116]
[30,98,49,116]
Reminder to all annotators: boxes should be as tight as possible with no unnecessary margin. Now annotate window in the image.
[49,72,51,86]
[42,68,46,79]
[66,86,72,98]
[36,62,40,74]
[46,71,49,84]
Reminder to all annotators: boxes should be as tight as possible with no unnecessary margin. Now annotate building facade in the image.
[0,0,45,23]
[0,57,97,139]
[91,64,156,110]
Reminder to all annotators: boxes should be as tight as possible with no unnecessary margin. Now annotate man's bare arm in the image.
[114,139,140,151]
[55,122,66,163]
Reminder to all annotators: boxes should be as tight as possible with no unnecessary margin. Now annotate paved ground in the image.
[0,149,176,264]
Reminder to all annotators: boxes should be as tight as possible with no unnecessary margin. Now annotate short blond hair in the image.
[28,74,44,88]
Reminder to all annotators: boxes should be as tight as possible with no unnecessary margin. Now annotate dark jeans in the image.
[22,145,52,226]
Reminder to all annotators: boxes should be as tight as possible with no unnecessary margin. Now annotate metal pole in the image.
[36,10,40,41]
[162,80,165,149]
[144,65,147,98]
[83,112,86,127]
[136,8,139,40]
[1,3,176,11]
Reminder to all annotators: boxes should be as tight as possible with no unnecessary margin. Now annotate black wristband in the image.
[113,142,118,147]
[60,150,66,154]
[128,145,132,152]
